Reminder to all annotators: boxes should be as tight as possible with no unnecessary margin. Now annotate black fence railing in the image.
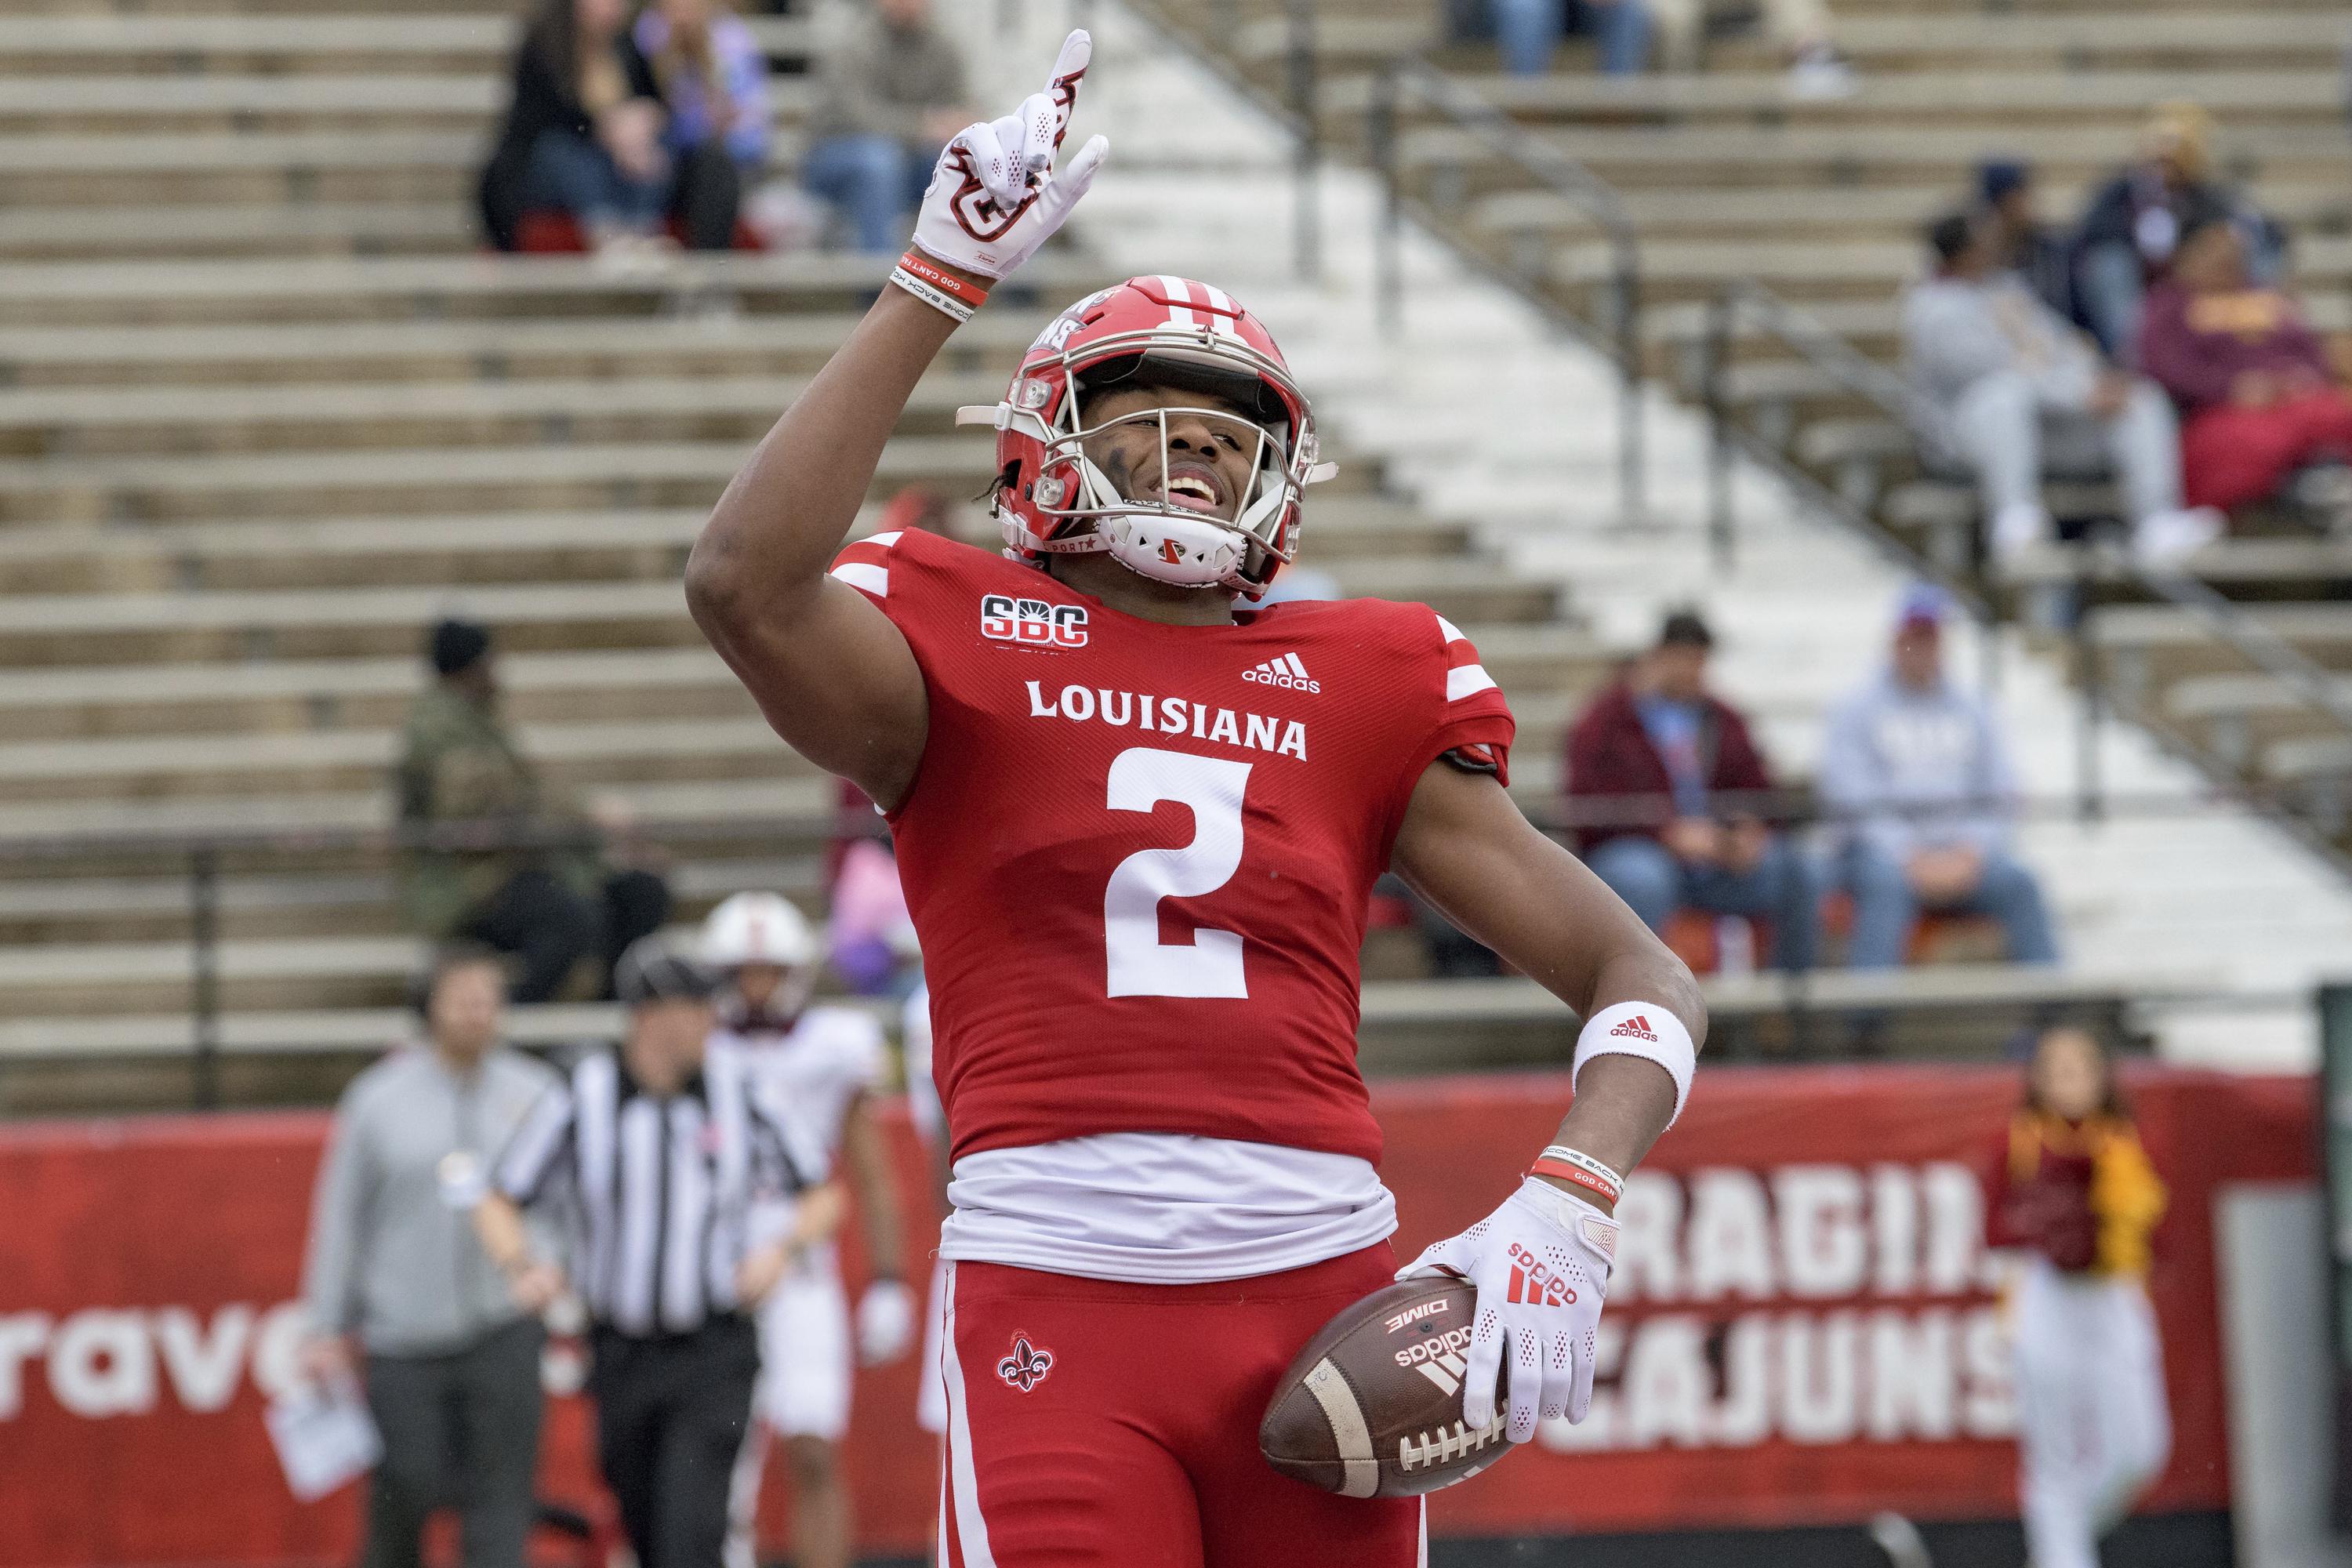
[1367,53,1646,528]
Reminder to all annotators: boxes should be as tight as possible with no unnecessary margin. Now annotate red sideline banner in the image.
[0,1065,2311,1565]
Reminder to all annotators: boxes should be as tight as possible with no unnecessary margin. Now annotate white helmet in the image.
[701,892,817,971]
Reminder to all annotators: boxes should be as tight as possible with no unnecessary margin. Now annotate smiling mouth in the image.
[1149,463,1229,516]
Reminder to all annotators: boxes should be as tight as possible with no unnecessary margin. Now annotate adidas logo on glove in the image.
[1243,652,1320,692]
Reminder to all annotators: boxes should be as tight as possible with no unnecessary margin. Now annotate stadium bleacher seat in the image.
[0,0,1627,1108]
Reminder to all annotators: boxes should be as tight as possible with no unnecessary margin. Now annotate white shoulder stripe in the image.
[1436,615,1468,645]
[1446,662,1497,701]
[865,530,904,548]
[829,561,889,597]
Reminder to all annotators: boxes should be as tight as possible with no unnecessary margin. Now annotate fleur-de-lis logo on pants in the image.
[996,1333,1054,1392]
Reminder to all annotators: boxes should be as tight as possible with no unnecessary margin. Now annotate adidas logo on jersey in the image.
[1609,1013,1659,1043]
[1242,652,1319,692]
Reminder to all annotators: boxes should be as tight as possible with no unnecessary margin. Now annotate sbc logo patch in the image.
[997,1333,1054,1392]
[981,594,1089,650]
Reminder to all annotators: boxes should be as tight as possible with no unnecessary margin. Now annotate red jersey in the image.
[829,527,1514,1166]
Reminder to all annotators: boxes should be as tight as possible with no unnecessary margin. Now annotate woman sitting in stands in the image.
[2138,206,2352,526]
[1984,1024,2170,1568]
[634,0,769,252]
[477,0,673,263]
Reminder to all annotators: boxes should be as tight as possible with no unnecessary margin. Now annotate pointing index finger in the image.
[1045,28,1091,149]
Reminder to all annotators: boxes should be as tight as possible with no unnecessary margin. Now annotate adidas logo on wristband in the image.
[1608,1013,1659,1043]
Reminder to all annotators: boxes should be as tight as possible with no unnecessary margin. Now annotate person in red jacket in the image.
[2137,207,2352,517]
[1566,610,1820,971]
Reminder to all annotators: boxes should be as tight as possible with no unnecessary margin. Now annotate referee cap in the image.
[614,935,720,1006]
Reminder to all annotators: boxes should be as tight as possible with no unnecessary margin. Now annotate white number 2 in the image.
[1102,747,1252,999]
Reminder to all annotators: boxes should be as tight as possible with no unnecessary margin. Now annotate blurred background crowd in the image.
[2,0,2350,1563]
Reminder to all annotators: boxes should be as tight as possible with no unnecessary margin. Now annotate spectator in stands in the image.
[2074,101,2281,361]
[300,944,559,1568]
[1648,0,1853,96]
[800,0,971,252]
[395,619,672,1002]
[1904,210,2221,568]
[1978,158,2078,332]
[2137,206,2352,524]
[1446,0,1653,77]
[636,0,771,251]
[1820,585,2057,973]
[478,0,673,261]
[1567,609,1821,972]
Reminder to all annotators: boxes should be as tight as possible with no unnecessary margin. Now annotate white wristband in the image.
[1572,1002,1694,1127]
[887,265,975,323]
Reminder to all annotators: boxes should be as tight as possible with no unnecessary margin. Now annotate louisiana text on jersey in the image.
[825,525,1515,1165]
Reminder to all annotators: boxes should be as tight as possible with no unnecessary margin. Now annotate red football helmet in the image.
[956,276,1338,596]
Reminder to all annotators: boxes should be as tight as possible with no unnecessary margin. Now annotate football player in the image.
[702,892,917,1568]
[685,31,1704,1566]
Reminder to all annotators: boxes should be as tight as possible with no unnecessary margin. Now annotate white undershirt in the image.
[937,1132,1398,1283]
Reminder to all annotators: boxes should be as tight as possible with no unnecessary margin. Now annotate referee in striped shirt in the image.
[476,936,843,1568]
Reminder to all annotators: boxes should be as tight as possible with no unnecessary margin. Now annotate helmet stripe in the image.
[1157,274,1196,328]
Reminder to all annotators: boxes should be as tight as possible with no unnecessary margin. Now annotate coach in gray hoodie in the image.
[1819,586,2058,971]
[301,944,559,1568]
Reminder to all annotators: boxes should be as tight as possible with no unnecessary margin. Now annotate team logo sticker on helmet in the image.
[997,1333,1055,1392]
[980,593,1090,650]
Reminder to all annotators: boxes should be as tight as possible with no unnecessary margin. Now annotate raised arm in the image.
[684,290,953,808]
[684,32,1106,811]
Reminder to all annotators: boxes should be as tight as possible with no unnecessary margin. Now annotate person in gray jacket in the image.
[799,0,971,251]
[1820,585,2058,973]
[300,944,561,1568]
[1902,210,2220,569]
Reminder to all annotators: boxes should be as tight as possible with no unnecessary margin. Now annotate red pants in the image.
[2180,390,2352,509]
[937,1244,1425,1567]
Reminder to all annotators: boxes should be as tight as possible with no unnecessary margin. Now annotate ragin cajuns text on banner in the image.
[0,1065,2310,1566]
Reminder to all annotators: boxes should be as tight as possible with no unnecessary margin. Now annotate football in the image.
[1259,1277,1513,1498]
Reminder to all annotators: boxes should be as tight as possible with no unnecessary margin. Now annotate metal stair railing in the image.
[1700,274,2352,869]
[1367,53,1645,528]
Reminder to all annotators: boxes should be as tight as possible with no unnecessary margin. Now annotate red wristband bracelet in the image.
[898,250,989,309]
[1530,1156,1621,1204]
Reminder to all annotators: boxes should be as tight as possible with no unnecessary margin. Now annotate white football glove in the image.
[855,1278,920,1366]
[910,29,1109,281]
[1398,1177,1617,1443]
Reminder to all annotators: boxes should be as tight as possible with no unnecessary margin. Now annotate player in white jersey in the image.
[704,892,918,1568]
